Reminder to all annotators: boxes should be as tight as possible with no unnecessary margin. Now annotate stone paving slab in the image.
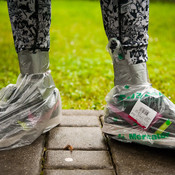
[62,110,104,116]
[2,109,175,175]
[60,115,100,127]
[0,136,44,175]
[44,169,116,175]
[109,139,175,175]
[45,150,113,169]
[47,127,106,150]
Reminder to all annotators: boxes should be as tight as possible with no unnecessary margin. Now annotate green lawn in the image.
[0,1,175,110]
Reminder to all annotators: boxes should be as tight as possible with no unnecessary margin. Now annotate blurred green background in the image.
[0,0,175,110]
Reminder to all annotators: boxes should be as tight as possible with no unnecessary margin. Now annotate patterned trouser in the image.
[100,0,149,64]
[7,0,149,64]
[7,0,51,53]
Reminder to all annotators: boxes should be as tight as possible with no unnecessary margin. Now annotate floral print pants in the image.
[100,0,149,64]
[7,0,149,64]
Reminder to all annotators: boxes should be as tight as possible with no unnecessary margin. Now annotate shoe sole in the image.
[0,95,62,150]
[102,122,175,148]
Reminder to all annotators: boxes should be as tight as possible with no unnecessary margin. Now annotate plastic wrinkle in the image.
[107,38,150,86]
[0,71,61,151]
[103,84,175,148]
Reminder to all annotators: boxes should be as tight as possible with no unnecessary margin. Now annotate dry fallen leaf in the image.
[64,144,73,152]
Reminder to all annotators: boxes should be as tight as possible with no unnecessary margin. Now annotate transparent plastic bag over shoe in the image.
[102,84,175,148]
[0,71,61,150]
[103,38,175,148]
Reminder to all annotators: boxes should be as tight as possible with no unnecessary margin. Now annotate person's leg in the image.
[36,0,51,51]
[100,0,120,40]
[7,0,50,53]
[120,0,149,64]
[101,0,175,148]
[100,0,149,86]
[7,0,51,74]
[0,0,61,150]
[101,0,149,64]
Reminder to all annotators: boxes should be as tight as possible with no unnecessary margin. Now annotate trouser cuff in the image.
[123,46,148,65]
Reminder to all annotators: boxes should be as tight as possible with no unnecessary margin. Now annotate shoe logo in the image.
[117,91,163,102]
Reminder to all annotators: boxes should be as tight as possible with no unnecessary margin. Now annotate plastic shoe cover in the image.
[102,84,175,148]
[0,71,61,150]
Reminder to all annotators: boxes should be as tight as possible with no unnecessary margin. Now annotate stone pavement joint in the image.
[100,112,175,175]
[43,110,117,175]
[45,150,113,169]
[99,114,118,175]
[109,139,175,175]
[2,110,175,175]
[41,132,50,174]
[47,127,107,150]
[0,110,116,175]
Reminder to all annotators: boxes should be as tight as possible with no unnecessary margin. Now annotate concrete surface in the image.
[1,110,174,175]
[44,169,115,175]
[47,127,106,150]
[109,139,175,175]
[45,150,113,169]
[0,136,44,175]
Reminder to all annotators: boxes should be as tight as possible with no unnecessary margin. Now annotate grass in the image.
[0,1,175,110]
